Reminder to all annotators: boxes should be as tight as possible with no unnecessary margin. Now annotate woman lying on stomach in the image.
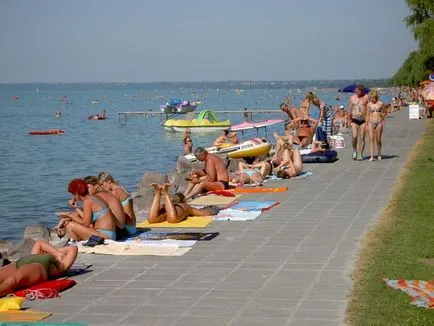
[148,183,220,224]
[0,240,77,297]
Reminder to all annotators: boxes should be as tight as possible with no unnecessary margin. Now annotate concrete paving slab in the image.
[30,109,425,325]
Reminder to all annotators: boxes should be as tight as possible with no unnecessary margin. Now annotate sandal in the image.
[369,157,375,162]
[377,156,382,160]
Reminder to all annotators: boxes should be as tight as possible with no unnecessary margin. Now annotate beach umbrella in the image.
[337,84,370,94]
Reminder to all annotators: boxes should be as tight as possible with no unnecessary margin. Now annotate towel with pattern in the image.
[383,278,434,309]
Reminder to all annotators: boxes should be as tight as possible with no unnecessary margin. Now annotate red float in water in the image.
[29,129,65,135]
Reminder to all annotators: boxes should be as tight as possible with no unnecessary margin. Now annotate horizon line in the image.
[0,78,392,85]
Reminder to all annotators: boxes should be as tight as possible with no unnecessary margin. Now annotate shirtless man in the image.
[347,85,369,160]
[183,147,229,200]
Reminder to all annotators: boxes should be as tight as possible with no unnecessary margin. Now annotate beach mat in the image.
[230,187,288,193]
[0,323,85,326]
[76,238,197,249]
[0,310,51,322]
[136,232,219,241]
[230,201,279,211]
[383,278,434,309]
[188,194,241,206]
[213,209,262,221]
[137,216,213,228]
[13,279,76,300]
[77,242,191,256]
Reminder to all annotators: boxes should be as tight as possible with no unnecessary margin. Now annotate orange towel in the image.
[0,310,51,322]
[230,187,288,193]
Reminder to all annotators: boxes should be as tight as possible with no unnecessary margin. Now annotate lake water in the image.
[0,83,392,241]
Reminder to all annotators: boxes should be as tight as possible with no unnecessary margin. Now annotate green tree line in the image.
[391,0,434,86]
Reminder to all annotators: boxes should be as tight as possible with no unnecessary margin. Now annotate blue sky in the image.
[0,0,417,82]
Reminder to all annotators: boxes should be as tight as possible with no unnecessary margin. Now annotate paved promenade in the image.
[29,109,425,326]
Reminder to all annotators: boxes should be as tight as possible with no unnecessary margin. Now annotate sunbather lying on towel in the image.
[230,162,264,187]
[275,145,304,179]
[148,183,220,224]
[0,240,77,297]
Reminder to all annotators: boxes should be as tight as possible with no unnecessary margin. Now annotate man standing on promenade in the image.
[183,147,229,201]
[347,85,369,160]
[309,94,335,140]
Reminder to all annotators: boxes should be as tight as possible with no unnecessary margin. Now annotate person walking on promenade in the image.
[347,85,369,160]
[366,90,386,161]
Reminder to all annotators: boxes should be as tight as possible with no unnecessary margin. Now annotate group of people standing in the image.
[347,86,387,161]
[280,85,388,161]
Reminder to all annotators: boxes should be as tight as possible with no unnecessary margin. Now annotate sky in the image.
[0,0,418,83]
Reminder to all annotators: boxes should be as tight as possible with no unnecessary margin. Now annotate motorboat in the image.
[163,110,230,132]
[184,137,272,162]
[160,99,200,114]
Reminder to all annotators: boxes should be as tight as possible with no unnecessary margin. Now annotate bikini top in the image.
[90,195,110,223]
[117,187,132,206]
[369,103,382,113]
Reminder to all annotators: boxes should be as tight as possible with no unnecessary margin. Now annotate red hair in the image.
[68,179,88,196]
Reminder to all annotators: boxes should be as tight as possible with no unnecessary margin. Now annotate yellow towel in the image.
[0,310,51,322]
[137,216,213,228]
[0,297,25,311]
[188,194,241,206]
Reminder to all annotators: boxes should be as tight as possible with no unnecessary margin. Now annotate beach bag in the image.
[330,134,345,149]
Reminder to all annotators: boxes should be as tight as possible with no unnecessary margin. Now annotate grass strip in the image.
[347,120,434,326]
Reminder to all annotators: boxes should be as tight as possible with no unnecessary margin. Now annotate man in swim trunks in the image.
[183,147,229,201]
[347,85,369,160]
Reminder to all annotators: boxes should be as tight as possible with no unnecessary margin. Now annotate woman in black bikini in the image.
[0,240,77,297]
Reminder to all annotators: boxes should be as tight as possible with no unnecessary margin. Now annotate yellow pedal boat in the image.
[163,110,230,132]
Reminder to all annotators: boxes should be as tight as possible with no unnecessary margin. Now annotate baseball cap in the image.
[339,105,344,109]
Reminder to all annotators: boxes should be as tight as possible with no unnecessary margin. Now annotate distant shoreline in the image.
[0,79,393,90]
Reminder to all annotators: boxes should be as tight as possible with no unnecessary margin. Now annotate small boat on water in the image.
[185,137,271,162]
[88,115,107,120]
[29,129,65,135]
[163,110,230,132]
[88,110,107,120]
[160,99,200,114]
